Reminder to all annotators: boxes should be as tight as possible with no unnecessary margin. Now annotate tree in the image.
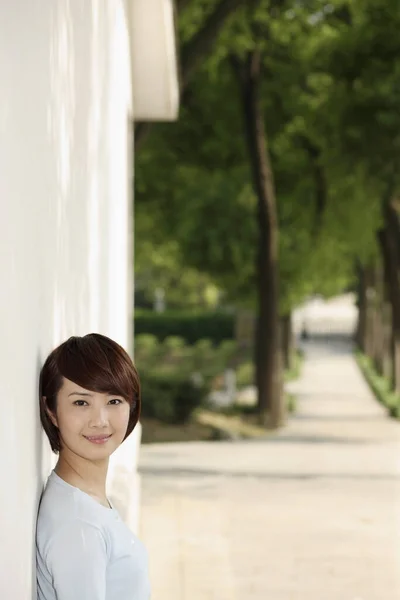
[136,0,400,424]
[135,0,262,151]
[229,47,282,426]
[312,0,400,390]
[135,0,364,425]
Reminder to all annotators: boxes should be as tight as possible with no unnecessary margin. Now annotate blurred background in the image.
[135,0,400,440]
[135,1,400,599]
[1,1,400,599]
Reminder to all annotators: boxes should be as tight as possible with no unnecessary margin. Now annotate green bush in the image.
[134,334,163,368]
[135,334,305,425]
[355,351,400,418]
[218,340,238,364]
[162,336,186,350]
[236,361,254,388]
[135,334,238,385]
[134,333,159,353]
[134,309,234,344]
[188,339,232,384]
[135,335,238,424]
[191,338,213,369]
[140,370,209,424]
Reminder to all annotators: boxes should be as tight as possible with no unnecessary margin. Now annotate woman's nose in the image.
[88,406,109,427]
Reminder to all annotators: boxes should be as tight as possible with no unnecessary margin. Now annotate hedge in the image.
[134,309,235,344]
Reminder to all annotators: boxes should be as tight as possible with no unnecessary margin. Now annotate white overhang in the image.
[127,0,180,121]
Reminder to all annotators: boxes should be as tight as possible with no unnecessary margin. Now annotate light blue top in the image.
[36,470,151,600]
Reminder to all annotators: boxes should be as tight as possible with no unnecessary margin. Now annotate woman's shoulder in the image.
[36,471,111,555]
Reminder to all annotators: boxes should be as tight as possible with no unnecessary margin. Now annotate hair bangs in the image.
[57,336,135,401]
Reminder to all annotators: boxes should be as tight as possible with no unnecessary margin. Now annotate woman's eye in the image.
[73,399,123,406]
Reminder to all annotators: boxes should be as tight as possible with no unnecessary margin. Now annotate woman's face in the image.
[46,376,131,459]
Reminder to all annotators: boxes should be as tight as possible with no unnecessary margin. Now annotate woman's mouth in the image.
[84,435,112,444]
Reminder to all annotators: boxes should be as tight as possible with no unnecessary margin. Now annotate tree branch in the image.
[135,0,261,152]
[296,135,327,235]
[181,0,258,85]
[176,0,193,14]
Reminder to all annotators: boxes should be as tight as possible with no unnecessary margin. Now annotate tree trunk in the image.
[281,313,294,371]
[232,51,283,428]
[378,200,400,393]
[371,266,384,371]
[297,136,327,235]
[364,265,377,361]
[355,264,367,351]
[381,301,393,381]
[372,264,385,375]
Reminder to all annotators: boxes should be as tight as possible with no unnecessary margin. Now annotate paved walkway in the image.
[138,337,400,600]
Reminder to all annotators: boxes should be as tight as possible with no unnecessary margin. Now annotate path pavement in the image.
[138,336,400,600]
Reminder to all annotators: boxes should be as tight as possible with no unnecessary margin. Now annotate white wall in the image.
[0,2,139,598]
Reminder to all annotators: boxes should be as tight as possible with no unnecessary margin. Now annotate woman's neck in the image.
[54,451,109,501]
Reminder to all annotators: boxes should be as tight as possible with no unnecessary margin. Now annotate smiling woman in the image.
[36,333,151,600]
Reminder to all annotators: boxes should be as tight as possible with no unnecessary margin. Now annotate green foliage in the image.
[236,360,254,388]
[306,1,400,209]
[134,212,222,309]
[135,334,237,384]
[217,340,238,363]
[135,333,239,424]
[135,333,304,423]
[161,336,192,365]
[285,349,304,383]
[178,0,223,44]
[286,393,297,414]
[163,335,187,351]
[134,310,235,344]
[140,370,208,424]
[134,334,163,368]
[135,0,400,322]
[356,350,400,418]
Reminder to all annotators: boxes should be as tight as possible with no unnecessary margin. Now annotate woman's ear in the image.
[43,396,58,428]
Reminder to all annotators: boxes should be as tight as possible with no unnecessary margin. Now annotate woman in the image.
[36,333,151,600]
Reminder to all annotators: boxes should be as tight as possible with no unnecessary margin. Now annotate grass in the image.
[355,350,400,418]
[285,349,304,383]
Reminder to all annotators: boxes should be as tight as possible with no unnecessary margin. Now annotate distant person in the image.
[301,322,310,340]
[36,333,150,600]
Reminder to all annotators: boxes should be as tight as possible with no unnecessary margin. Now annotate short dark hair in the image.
[39,333,141,453]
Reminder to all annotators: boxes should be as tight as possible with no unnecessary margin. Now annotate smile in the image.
[84,435,112,444]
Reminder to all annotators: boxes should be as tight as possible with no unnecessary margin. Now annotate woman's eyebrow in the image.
[68,392,120,397]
